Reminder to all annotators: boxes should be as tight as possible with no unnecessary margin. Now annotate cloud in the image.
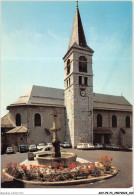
[47,30,60,40]
[1,29,69,60]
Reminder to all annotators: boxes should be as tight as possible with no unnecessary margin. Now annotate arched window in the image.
[67,80,68,88]
[34,113,41,127]
[97,114,102,127]
[79,56,87,73]
[67,59,70,75]
[16,113,21,126]
[126,116,130,128]
[112,115,117,127]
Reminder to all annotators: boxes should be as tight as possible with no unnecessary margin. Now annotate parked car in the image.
[33,146,52,157]
[94,143,103,149]
[18,144,29,153]
[119,146,133,151]
[110,144,120,150]
[6,147,14,154]
[77,143,94,150]
[104,144,112,150]
[29,144,37,152]
[104,144,120,150]
[46,143,52,147]
[60,142,71,148]
[127,147,133,151]
[37,143,45,150]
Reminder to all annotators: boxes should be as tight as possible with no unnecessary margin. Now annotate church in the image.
[1,3,132,151]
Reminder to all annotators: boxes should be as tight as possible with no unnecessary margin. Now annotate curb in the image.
[2,168,118,186]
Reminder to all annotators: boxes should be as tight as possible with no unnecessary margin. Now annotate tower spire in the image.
[68,2,87,49]
[76,0,78,8]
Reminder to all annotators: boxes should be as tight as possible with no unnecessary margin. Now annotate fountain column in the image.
[36,111,76,166]
[50,112,61,158]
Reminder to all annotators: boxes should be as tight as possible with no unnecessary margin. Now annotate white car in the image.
[94,143,103,149]
[61,142,71,148]
[77,143,95,150]
[37,143,45,150]
[29,144,37,152]
[104,144,112,150]
[127,147,133,151]
[111,144,120,150]
[6,147,14,154]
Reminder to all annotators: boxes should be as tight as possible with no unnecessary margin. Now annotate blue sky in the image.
[1,1,132,117]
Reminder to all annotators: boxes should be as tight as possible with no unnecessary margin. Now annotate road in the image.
[1,148,133,188]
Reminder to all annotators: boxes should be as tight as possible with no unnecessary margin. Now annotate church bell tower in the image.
[63,2,94,148]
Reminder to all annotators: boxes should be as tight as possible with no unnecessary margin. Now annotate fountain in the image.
[36,111,77,167]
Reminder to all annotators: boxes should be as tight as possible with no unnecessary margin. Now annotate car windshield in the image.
[30,145,36,148]
[20,146,25,148]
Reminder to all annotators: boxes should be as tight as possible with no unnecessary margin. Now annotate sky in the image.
[1,1,133,117]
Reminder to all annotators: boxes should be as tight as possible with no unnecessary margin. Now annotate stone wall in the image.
[9,106,66,146]
[7,133,27,148]
[93,109,132,147]
[64,47,94,147]
[6,102,132,148]
[9,106,28,128]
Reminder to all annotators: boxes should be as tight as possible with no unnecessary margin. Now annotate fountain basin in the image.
[36,152,77,167]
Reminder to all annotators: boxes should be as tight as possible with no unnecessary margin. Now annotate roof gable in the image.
[6,126,28,134]
[1,113,16,128]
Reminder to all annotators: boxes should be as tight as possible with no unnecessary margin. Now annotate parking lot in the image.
[1,148,133,188]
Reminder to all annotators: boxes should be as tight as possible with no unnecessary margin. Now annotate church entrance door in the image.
[104,134,110,144]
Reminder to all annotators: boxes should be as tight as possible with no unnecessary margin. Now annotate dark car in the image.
[19,144,29,153]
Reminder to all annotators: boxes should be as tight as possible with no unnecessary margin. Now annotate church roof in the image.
[7,85,132,112]
[7,85,64,108]
[1,113,16,128]
[68,5,93,53]
[93,93,132,112]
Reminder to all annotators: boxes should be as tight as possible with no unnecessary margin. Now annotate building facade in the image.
[93,93,132,147]
[1,4,132,152]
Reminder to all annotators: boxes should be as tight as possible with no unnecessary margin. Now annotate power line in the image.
[101,24,132,93]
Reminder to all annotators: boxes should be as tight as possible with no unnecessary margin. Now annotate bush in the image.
[98,156,113,173]
[6,162,23,179]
